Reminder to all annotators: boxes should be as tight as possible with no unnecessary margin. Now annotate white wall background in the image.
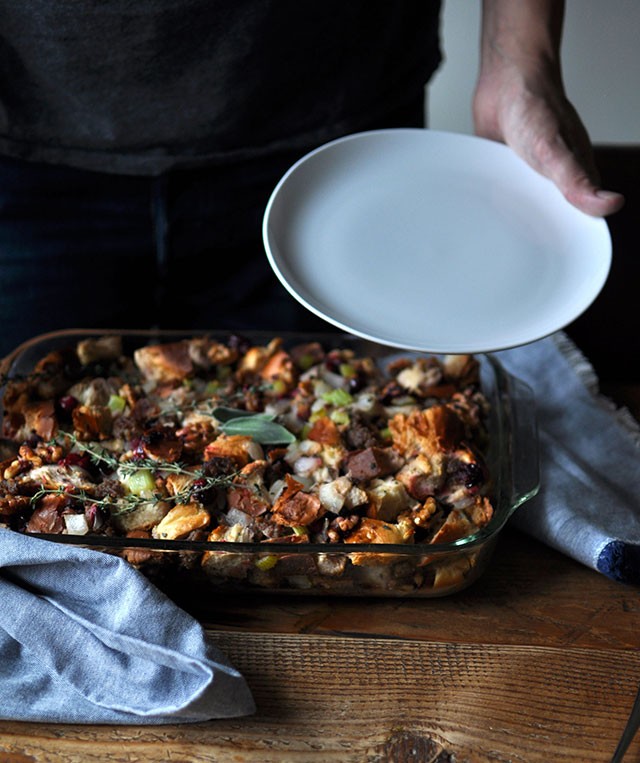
[429,0,640,145]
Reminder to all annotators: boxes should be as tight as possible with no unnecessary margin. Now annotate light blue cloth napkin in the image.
[0,527,256,723]
[497,332,640,584]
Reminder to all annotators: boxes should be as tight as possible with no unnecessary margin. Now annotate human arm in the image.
[472,0,624,217]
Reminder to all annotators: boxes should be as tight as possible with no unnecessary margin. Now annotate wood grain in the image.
[0,632,638,763]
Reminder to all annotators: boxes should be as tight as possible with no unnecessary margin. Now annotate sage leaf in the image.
[212,406,276,423]
[219,416,296,444]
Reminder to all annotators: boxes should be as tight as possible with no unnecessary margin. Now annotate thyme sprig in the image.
[53,431,193,477]
[29,469,236,516]
[55,432,121,472]
[43,431,239,516]
[30,486,151,515]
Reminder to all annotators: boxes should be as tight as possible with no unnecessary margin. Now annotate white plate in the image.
[262,129,612,353]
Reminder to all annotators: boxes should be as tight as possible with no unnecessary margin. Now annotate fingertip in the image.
[595,189,626,214]
[566,187,625,218]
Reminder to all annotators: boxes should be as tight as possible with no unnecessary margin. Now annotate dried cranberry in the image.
[448,458,485,490]
[228,334,251,355]
[324,352,341,373]
[190,477,215,504]
[380,382,405,405]
[463,462,485,489]
[348,373,366,393]
[58,452,92,470]
[129,437,146,460]
[85,503,108,531]
[58,395,79,414]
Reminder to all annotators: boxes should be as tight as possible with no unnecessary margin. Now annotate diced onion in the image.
[64,513,90,535]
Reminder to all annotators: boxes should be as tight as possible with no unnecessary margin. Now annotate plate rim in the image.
[262,128,612,353]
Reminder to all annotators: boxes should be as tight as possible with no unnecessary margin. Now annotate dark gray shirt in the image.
[0,1,442,175]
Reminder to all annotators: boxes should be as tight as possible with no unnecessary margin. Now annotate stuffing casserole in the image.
[0,332,505,595]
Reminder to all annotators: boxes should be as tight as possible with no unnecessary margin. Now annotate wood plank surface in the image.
[0,631,638,763]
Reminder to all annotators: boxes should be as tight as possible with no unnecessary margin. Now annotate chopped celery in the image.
[330,410,350,426]
[339,363,357,379]
[321,388,353,407]
[255,554,278,571]
[297,353,316,370]
[380,426,393,441]
[309,408,328,423]
[271,378,287,395]
[125,468,156,497]
[107,394,127,414]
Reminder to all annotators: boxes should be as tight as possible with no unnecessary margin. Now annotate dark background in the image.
[565,146,640,382]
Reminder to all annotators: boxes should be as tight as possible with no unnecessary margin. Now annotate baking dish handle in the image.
[506,374,540,512]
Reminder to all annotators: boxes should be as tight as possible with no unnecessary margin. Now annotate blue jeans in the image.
[0,151,331,358]
[0,96,426,358]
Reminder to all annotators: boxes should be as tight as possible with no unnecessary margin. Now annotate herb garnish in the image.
[212,407,295,444]
[36,432,238,516]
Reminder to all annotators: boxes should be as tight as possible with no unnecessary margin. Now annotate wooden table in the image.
[1,392,639,763]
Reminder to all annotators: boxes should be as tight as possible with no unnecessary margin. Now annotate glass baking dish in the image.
[0,329,539,598]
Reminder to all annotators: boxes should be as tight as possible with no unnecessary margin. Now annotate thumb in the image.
[534,136,625,217]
